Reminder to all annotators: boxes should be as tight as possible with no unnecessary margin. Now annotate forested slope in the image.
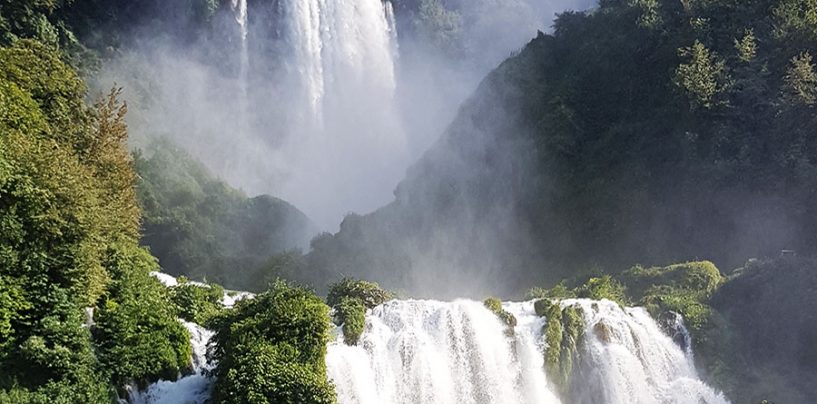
[308,0,817,297]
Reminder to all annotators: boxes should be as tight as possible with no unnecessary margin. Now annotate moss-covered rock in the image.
[483,297,517,332]
[622,261,723,301]
[541,302,585,396]
[334,296,366,346]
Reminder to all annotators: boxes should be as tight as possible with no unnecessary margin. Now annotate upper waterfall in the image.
[280,0,398,126]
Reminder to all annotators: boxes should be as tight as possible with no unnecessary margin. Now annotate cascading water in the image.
[132,275,728,403]
[326,299,730,404]
[564,299,727,404]
[279,0,398,126]
[326,300,562,404]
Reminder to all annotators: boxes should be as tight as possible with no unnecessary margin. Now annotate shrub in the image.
[213,342,336,404]
[326,278,392,309]
[209,281,335,403]
[93,244,192,387]
[528,282,576,300]
[170,280,225,325]
[574,276,628,306]
[622,261,723,300]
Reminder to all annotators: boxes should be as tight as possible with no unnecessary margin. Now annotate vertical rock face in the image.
[325,299,729,404]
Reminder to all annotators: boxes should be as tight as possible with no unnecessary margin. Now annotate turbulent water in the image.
[133,274,727,403]
[325,299,729,404]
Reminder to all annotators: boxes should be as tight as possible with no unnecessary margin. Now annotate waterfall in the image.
[131,275,728,403]
[279,0,398,126]
[326,299,729,404]
[564,299,727,404]
[231,0,249,139]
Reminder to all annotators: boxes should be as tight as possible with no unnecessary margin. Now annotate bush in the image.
[93,244,192,387]
[622,261,723,300]
[574,276,628,306]
[170,280,225,325]
[326,278,392,309]
[334,297,365,346]
[209,281,335,403]
[213,343,336,404]
[528,282,576,300]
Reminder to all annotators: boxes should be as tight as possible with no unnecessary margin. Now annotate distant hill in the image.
[136,138,318,291]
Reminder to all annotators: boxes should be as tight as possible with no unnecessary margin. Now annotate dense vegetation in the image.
[207,281,336,404]
[326,278,392,345]
[135,139,317,292]
[0,39,190,401]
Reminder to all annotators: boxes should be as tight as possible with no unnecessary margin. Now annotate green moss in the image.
[622,261,723,300]
[327,278,393,309]
[334,297,366,346]
[542,303,585,396]
[483,297,517,331]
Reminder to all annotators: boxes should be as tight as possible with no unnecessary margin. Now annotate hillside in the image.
[307,0,817,297]
[135,139,318,291]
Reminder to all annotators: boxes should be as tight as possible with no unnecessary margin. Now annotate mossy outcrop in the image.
[535,299,584,395]
[483,297,518,334]
[334,297,366,346]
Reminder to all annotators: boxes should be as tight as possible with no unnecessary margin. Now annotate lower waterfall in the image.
[325,299,729,404]
[129,297,728,404]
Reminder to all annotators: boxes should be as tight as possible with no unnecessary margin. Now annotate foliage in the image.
[621,261,723,300]
[208,281,336,403]
[326,278,393,309]
[574,276,628,306]
[0,38,189,400]
[528,282,576,300]
[212,342,336,404]
[333,297,366,346]
[93,243,192,388]
[170,278,225,326]
[674,40,730,108]
[413,0,463,56]
[702,257,817,403]
[782,51,817,105]
[134,138,317,292]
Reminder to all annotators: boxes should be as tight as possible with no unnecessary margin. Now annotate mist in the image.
[93,0,595,230]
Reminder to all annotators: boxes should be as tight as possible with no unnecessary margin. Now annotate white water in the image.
[563,299,727,404]
[133,274,728,403]
[280,0,398,125]
[230,0,249,114]
[326,299,729,404]
[327,300,560,404]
